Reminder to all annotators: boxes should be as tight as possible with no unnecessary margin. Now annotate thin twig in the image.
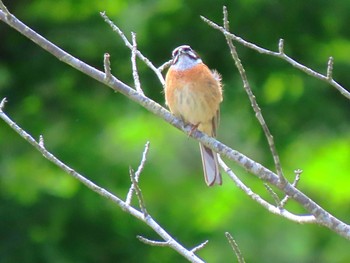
[129,167,148,217]
[126,141,150,205]
[100,11,165,86]
[280,169,303,207]
[218,157,316,223]
[158,59,172,73]
[134,143,150,184]
[131,32,143,94]
[0,97,7,109]
[201,14,350,100]
[137,236,170,247]
[191,240,209,253]
[223,5,230,30]
[327,56,334,80]
[264,183,282,208]
[278,38,285,54]
[225,232,245,263]
[38,134,45,148]
[222,6,287,186]
[103,53,112,81]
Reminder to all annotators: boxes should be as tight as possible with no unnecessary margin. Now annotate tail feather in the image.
[199,143,222,186]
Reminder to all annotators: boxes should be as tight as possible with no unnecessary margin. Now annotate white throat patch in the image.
[172,54,202,71]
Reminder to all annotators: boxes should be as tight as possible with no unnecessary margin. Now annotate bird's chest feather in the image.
[165,64,220,124]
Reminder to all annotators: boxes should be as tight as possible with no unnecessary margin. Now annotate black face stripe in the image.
[171,45,200,64]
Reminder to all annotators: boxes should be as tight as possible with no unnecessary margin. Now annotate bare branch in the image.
[280,169,303,207]
[201,13,350,100]
[219,157,316,223]
[278,38,285,54]
[38,134,45,148]
[222,6,287,185]
[131,32,144,95]
[0,8,167,124]
[293,169,303,184]
[99,11,165,86]
[264,183,282,208]
[223,5,230,30]
[0,104,204,263]
[0,97,7,110]
[265,168,302,209]
[225,232,245,263]
[1,7,350,239]
[0,103,133,212]
[103,53,112,81]
[126,141,150,205]
[327,56,334,80]
[135,141,150,178]
[129,167,148,217]
[191,240,209,253]
[137,236,170,247]
[158,59,172,73]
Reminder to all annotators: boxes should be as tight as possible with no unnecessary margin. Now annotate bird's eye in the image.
[183,47,191,52]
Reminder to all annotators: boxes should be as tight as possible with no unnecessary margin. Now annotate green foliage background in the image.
[1,0,350,262]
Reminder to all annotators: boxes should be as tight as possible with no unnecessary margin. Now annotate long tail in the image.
[199,143,222,186]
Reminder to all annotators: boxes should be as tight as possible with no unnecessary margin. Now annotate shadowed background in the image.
[1,0,350,262]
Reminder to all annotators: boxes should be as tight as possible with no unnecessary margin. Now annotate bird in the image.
[164,45,223,186]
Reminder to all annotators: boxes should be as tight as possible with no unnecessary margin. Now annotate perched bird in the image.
[165,45,223,186]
